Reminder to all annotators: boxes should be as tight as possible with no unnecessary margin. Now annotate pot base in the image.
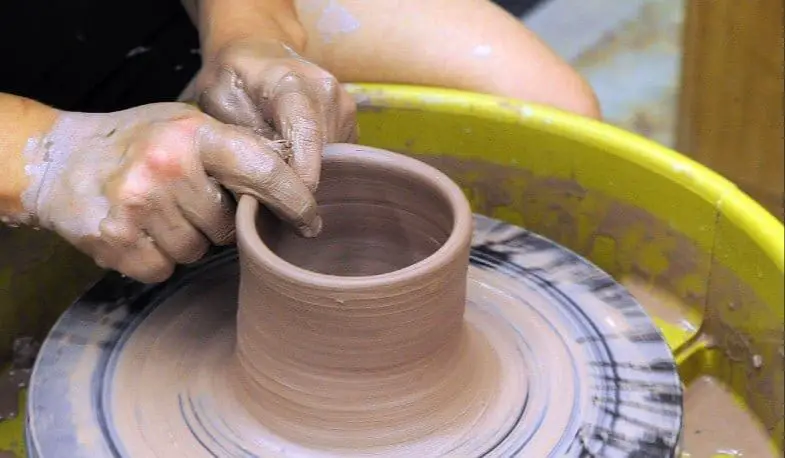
[26,215,683,457]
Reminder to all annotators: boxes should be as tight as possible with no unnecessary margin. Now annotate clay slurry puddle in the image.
[682,375,778,457]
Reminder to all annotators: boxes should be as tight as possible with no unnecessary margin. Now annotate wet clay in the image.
[682,376,778,458]
[229,144,512,450]
[109,144,529,456]
[91,145,682,457]
[31,212,683,456]
[620,276,699,331]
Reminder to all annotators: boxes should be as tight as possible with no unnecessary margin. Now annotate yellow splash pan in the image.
[0,84,782,457]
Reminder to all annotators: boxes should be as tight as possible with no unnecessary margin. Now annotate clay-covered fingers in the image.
[312,77,359,144]
[94,209,175,284]
[196,121,322,237]
[197,68,277,139]
[266,72,325,191]
[195,41,359,192]
[173,173,237,246]
[119,135,236,261]
[134,193,211,265]
[92,185,229,284]
[264,74,359,190]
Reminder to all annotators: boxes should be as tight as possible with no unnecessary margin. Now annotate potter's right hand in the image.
[20,102,321,283]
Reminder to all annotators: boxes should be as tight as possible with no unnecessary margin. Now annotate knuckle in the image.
[167,115,206,136]
[339,94,358,117]
[141,145,186,176]
[259,157,286,183]
[198,87,231,115]
[219,49,254,72]
[152,262,175,282]
[138,120,203,178]
[218,65,248,94]
[99,218,139,246]
[133,260,174,284]
[93,256,109,269]
[197,86,220,110]
[280,71,302,85]
[116,182,151,207]
[93,254,115,270]
[115,169,159,211]
[176,236,210,264]
[275,71,305,93]
[212,225,236,246]
[317,77,342,100]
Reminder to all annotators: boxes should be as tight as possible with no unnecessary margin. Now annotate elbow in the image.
[559,75,602,120]
[484,65,602,120]
[519,73,602,120]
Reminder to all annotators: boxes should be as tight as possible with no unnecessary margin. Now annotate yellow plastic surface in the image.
[0,381,24,457]
[1,84,782,456]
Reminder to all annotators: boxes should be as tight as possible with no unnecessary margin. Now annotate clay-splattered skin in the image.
[0,0,359,285]
[0,99,324,283]
[0,0,602,284]
[0,2,358,284]
[182,0,600,118]
[0,94,57,217]
[181,0,358,193]
[194,39,359,191]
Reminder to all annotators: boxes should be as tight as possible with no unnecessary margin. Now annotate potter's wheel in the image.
[26,214,683,457]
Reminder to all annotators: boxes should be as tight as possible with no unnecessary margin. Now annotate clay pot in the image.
[233,143,474,447]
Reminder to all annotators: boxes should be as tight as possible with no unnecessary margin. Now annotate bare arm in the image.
[184,0,599,118]
[0,93,322,282]
[0,93,58,221]
[183,0,306,56]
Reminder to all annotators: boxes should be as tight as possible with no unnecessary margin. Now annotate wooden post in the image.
[677,0,784,220]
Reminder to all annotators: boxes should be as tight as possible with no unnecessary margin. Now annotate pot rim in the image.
[236,144,473,290]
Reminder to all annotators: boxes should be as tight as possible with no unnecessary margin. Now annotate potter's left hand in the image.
[194,39,358,191]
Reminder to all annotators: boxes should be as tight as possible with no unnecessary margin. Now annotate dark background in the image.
[0,0,545,112]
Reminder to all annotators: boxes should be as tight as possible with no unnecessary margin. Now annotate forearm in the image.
[0,93,58,220]
[183,0,306,56]
[183,0,598,118]
[290,0,600,118]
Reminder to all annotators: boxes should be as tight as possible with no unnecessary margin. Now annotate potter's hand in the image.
[195,39,358,190]
[24,103,320,283]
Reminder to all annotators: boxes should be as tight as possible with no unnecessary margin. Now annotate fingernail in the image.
[301,215,323,238]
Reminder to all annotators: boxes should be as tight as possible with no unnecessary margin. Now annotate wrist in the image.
[20,110,112,232]
[0,94,60,226]
[197,0,307,58]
